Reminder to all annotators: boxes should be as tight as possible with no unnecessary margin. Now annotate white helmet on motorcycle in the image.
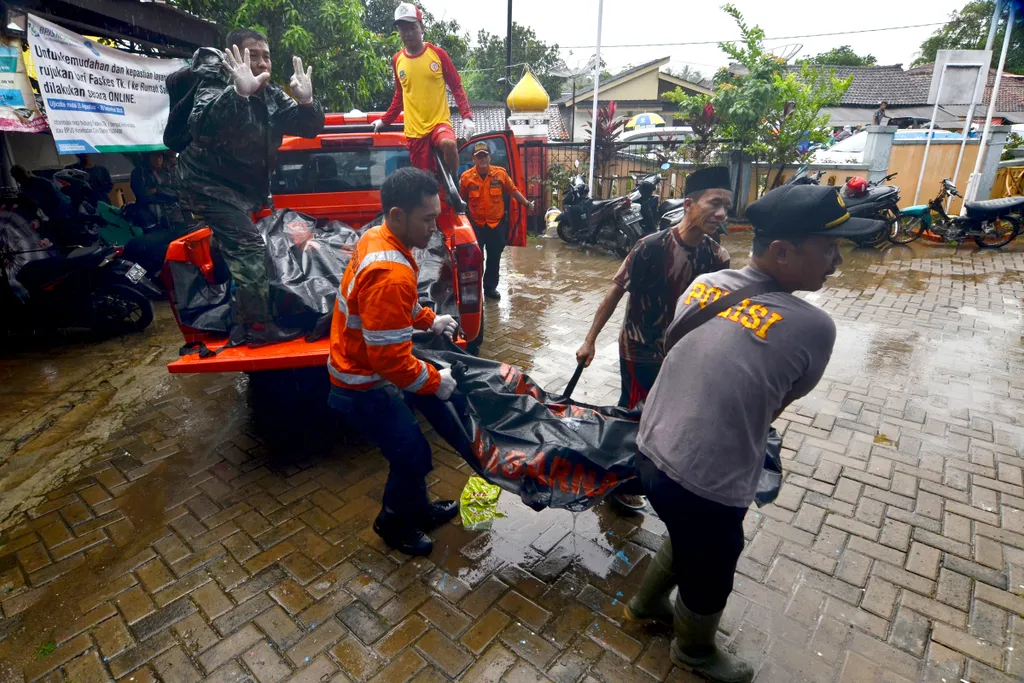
[545,207,562,232]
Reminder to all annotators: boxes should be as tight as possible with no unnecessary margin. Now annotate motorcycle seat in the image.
[658,198,686,216]
[964,196,1024,217]
[589,197,624,209]
[16,246,107,289]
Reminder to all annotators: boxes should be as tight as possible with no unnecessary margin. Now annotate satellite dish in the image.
[769,43,804,63]
[552,55,598,79]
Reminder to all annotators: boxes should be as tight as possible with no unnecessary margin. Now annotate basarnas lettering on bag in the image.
[682,282,784,340]
[465,362,622,499]
[469,427,621,499]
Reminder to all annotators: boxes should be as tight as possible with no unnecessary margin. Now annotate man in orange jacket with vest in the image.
[373,3,472,177]
[327,167,460,556]
[460,142,534,300]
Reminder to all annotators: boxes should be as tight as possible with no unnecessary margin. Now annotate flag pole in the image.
[587,0,604,198]
[965,0,1014,204]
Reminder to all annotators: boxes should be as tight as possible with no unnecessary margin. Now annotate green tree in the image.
[170,0,395,111]
[914,1,1024,73]
[803,45,877,67]
[755,64,852,191]
[663,92,719,167]
[674,4,851,196]
[582,100,627,196]
[463,23,563,101]
[711,4,781,160]
[362,0,470,70]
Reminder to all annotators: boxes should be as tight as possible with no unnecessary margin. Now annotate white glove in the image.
[372,119,384,133]
[462,118,475,139]
[289,56,314,104]
[224,45,270,98]
[431,314,458,340]
[436,368,456,401]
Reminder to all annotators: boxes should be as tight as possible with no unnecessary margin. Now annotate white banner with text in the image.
[28,14,186,154]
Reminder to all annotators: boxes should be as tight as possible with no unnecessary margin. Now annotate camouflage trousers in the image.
[191,199,269,327]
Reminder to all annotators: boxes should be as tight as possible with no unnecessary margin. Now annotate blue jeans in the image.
[328,384,443,519]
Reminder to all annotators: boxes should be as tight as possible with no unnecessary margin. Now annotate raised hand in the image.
[224,45,270,98]
[290,56,314,104]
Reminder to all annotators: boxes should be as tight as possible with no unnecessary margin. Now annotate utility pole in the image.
[505,0,513,117]
[570,74,576,142]
[586,0,604,198]
[966,0,1013,204]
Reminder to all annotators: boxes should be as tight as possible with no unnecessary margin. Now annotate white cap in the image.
[394,3,423,24]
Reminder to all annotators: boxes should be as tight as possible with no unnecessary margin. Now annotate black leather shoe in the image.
[373,513,433,556]
[484,289,501,300]
[419,500,459,532]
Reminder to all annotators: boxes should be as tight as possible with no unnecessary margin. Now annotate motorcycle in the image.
[628,171,664,235]
[785,168,900,248]
[552,161,644,256]
[841,173,901,248]
[890,178,1023,249]
[0,239,159,336]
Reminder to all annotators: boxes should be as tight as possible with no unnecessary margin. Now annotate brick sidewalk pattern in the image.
[1,238,1023,682]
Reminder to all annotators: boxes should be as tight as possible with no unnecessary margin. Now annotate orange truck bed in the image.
[168,338,329,374]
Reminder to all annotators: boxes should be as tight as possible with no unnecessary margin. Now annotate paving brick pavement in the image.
[1,235,1024,682]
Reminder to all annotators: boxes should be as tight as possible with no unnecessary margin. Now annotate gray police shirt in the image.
[636,265,837,508]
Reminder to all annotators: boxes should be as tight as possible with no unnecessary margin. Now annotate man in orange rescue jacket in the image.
[327,167,460,556]
[460,142,534,300]
[373,2,473,177]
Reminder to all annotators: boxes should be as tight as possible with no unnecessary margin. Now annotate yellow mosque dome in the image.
[506,70,549,113]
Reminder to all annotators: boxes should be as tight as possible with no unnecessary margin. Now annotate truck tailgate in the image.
[168,338,330,374]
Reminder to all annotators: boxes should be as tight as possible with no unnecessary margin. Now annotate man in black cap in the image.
[575,166,732,510]
[623,184,883,682]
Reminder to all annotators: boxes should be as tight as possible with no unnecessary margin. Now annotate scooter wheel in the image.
[614,227,634,258]
[91,284,154,335]
[557,220,576,244]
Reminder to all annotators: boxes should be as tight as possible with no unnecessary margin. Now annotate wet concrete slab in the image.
[0,233,1023,682]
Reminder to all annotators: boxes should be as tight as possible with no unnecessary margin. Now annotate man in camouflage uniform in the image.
[177,28,324,343]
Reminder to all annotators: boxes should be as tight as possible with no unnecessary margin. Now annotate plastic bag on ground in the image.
[459,476,504,530]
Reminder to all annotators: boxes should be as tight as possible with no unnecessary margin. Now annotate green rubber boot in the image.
[670,595,753,683]
[624,536,675,626]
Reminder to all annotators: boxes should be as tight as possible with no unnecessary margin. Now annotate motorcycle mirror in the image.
[661,163,671,170]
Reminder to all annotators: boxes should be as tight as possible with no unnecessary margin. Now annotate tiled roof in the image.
[907,64,1024,113]
[546,107,570,141]
[791,63,1024,112]
[789,64,931,106]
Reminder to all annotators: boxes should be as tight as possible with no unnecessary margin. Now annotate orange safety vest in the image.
[327,222,440,395]
[459,165,516,228]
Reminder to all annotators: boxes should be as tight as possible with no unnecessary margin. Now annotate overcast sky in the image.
[425,0,975,79]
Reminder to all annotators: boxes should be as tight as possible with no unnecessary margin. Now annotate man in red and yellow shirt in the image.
[374,3,472,177]
[459,142,533,300]
[327,167,460,557]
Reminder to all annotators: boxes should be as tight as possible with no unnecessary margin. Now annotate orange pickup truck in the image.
[163,113,528,375]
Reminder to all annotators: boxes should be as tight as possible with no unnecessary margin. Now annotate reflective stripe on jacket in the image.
[328,222,440,394]
[459,166,516,228]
